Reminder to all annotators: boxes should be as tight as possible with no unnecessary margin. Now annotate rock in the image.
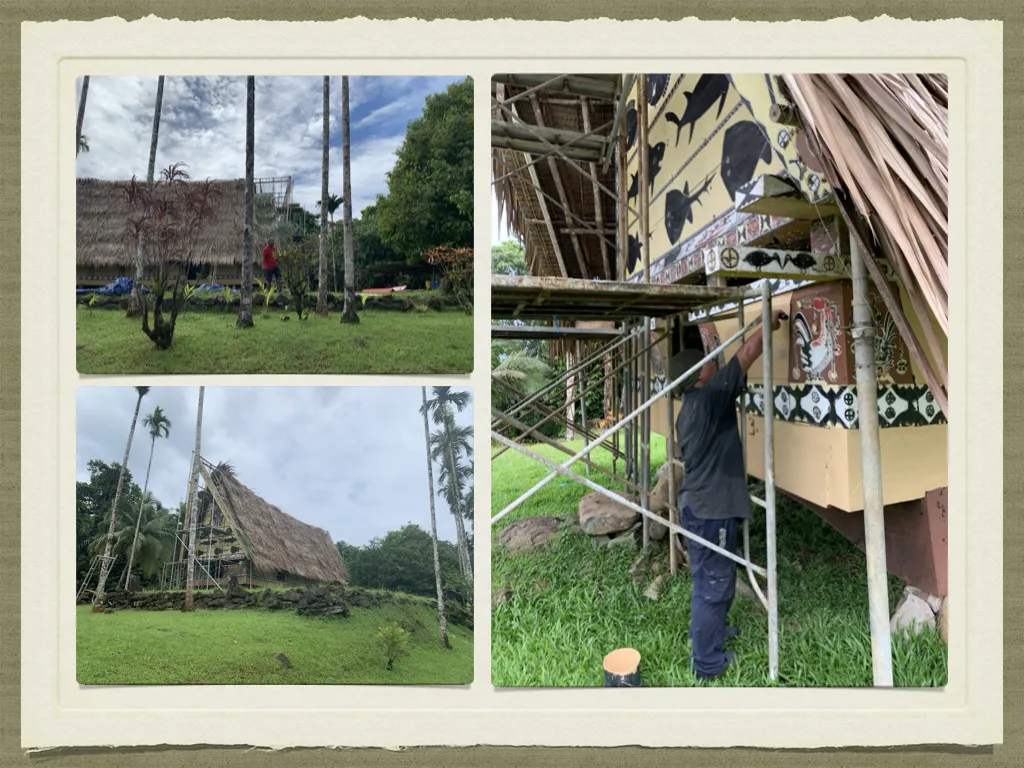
[606,529,638,549]
[643,573,669,601]
[890,592,936,638]
[274,652,291,670]
[906,585,943,614]
[937,596,948,643]
[650,460,684,511]
[579,492,639,536]
[497,516,562,554]
[492,585,512,608]
[628,554,648,583]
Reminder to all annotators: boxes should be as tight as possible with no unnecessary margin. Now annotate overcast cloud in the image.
[75,386,473,547]
[75,75,467,218]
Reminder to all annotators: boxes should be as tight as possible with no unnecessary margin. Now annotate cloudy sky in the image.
[76,75,466,218]
[76,386,473,547]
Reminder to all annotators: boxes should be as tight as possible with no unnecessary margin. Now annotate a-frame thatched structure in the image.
[165,461,348,590]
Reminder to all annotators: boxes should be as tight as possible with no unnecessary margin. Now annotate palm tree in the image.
[92,386,149,608]
[429,409,474,581]
[92,493,176,584]
[120,404,171,588]
[420,387,449,649]
[316,193,343,292]
[423,386,474,582]
[236,77,255,329]
[340,76,359,325]
[127,76,166,318]
[316,76,331,317]
[183,386,206,611]
[76,75,90,157]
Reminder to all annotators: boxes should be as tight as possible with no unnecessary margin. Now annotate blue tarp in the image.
[75,276,150,296]
[193,283,238,293]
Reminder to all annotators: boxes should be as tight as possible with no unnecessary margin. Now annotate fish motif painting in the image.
[647,74,671,106]
[664,176,714,245]
[720,120,773,200]
[664,74,730,147]
[648,141,666,193]
[627,233,641,274]
[625,100,638,151]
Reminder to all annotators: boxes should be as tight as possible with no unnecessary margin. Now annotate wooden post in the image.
[603,647,642,687]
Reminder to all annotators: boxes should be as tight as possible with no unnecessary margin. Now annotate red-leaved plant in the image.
[122,163,220,350]
[424,245,473,313]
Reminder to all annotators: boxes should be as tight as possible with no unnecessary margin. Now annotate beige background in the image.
[0,3,1017,765]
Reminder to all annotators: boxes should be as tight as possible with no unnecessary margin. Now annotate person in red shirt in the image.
[261,239,280,290]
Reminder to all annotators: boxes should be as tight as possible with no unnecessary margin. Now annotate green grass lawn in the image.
[76,305,473,374]
[491,436,947,688]
[76,598,473,685]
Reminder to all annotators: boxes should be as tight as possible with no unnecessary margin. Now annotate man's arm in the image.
[734,310,787,374]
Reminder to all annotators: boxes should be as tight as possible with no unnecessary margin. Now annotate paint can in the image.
[603,647,642,687]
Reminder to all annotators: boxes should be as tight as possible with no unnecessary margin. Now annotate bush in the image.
[377,624,411,670]
[424,246,473,313]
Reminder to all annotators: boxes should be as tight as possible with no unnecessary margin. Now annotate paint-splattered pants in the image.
[681,505,740,679]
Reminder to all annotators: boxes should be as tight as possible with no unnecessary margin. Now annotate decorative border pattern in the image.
[742,382,947,429]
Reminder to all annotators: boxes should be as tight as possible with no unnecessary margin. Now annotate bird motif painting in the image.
[792,298,842,383]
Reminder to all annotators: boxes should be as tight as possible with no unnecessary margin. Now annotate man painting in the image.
[674,309,787,680]
[261,238,281,290]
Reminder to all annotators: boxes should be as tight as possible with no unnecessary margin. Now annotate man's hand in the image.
[771,310,788,331]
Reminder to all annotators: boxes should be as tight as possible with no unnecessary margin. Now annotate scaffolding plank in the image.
[492,275,751,321]
[491,324,622,340]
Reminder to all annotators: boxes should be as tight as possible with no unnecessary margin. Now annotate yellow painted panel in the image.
[842,425,949,510]
[625,74,836,279]
[898,283,948,386]
[626,75,787,276]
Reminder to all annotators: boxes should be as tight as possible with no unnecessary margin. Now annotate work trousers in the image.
[681,505,740,678]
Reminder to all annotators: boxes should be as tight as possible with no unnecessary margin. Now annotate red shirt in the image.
[262,244,278,270]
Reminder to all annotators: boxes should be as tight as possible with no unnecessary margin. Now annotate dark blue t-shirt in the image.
[675,356,751,521]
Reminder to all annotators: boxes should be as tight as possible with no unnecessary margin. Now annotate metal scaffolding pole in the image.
[850,237,895,687]
[577,340,590,475]
[492,311,763,525]
[493,432,767,577]
[761,281,780,681]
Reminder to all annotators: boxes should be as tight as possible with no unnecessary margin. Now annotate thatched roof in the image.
[201,464,348,585]
[77,177,251,267]
[778,74,948,412]
[492,76,620,281]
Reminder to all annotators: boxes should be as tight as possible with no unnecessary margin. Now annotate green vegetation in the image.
[76,598,473,685]
[76,305,472,374]
[491,436,948,688]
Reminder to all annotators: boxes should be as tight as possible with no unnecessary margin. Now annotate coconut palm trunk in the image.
[445,441,474,581]
[121,405,171,589]
[421,387,449,649]
[340,76,359,324]
[76,76,90,156]
[127,76,166,319]
[92,386,149,608]
[182,386,206,611]
[236,76,255,329]
[316,76,330,317]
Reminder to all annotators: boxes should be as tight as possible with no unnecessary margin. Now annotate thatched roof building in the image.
[76,177,249,268]
[194,462,348,587]
[492,75,621,281]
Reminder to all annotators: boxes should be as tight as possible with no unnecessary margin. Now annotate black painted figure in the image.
[647,74,670,105]
[664,176,714,245]
[625,100,638,150]
[665,74,731,146]
[720,120,772,200]
[648,141,666,193]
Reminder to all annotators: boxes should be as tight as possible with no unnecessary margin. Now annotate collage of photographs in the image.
[75,70,948,694]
